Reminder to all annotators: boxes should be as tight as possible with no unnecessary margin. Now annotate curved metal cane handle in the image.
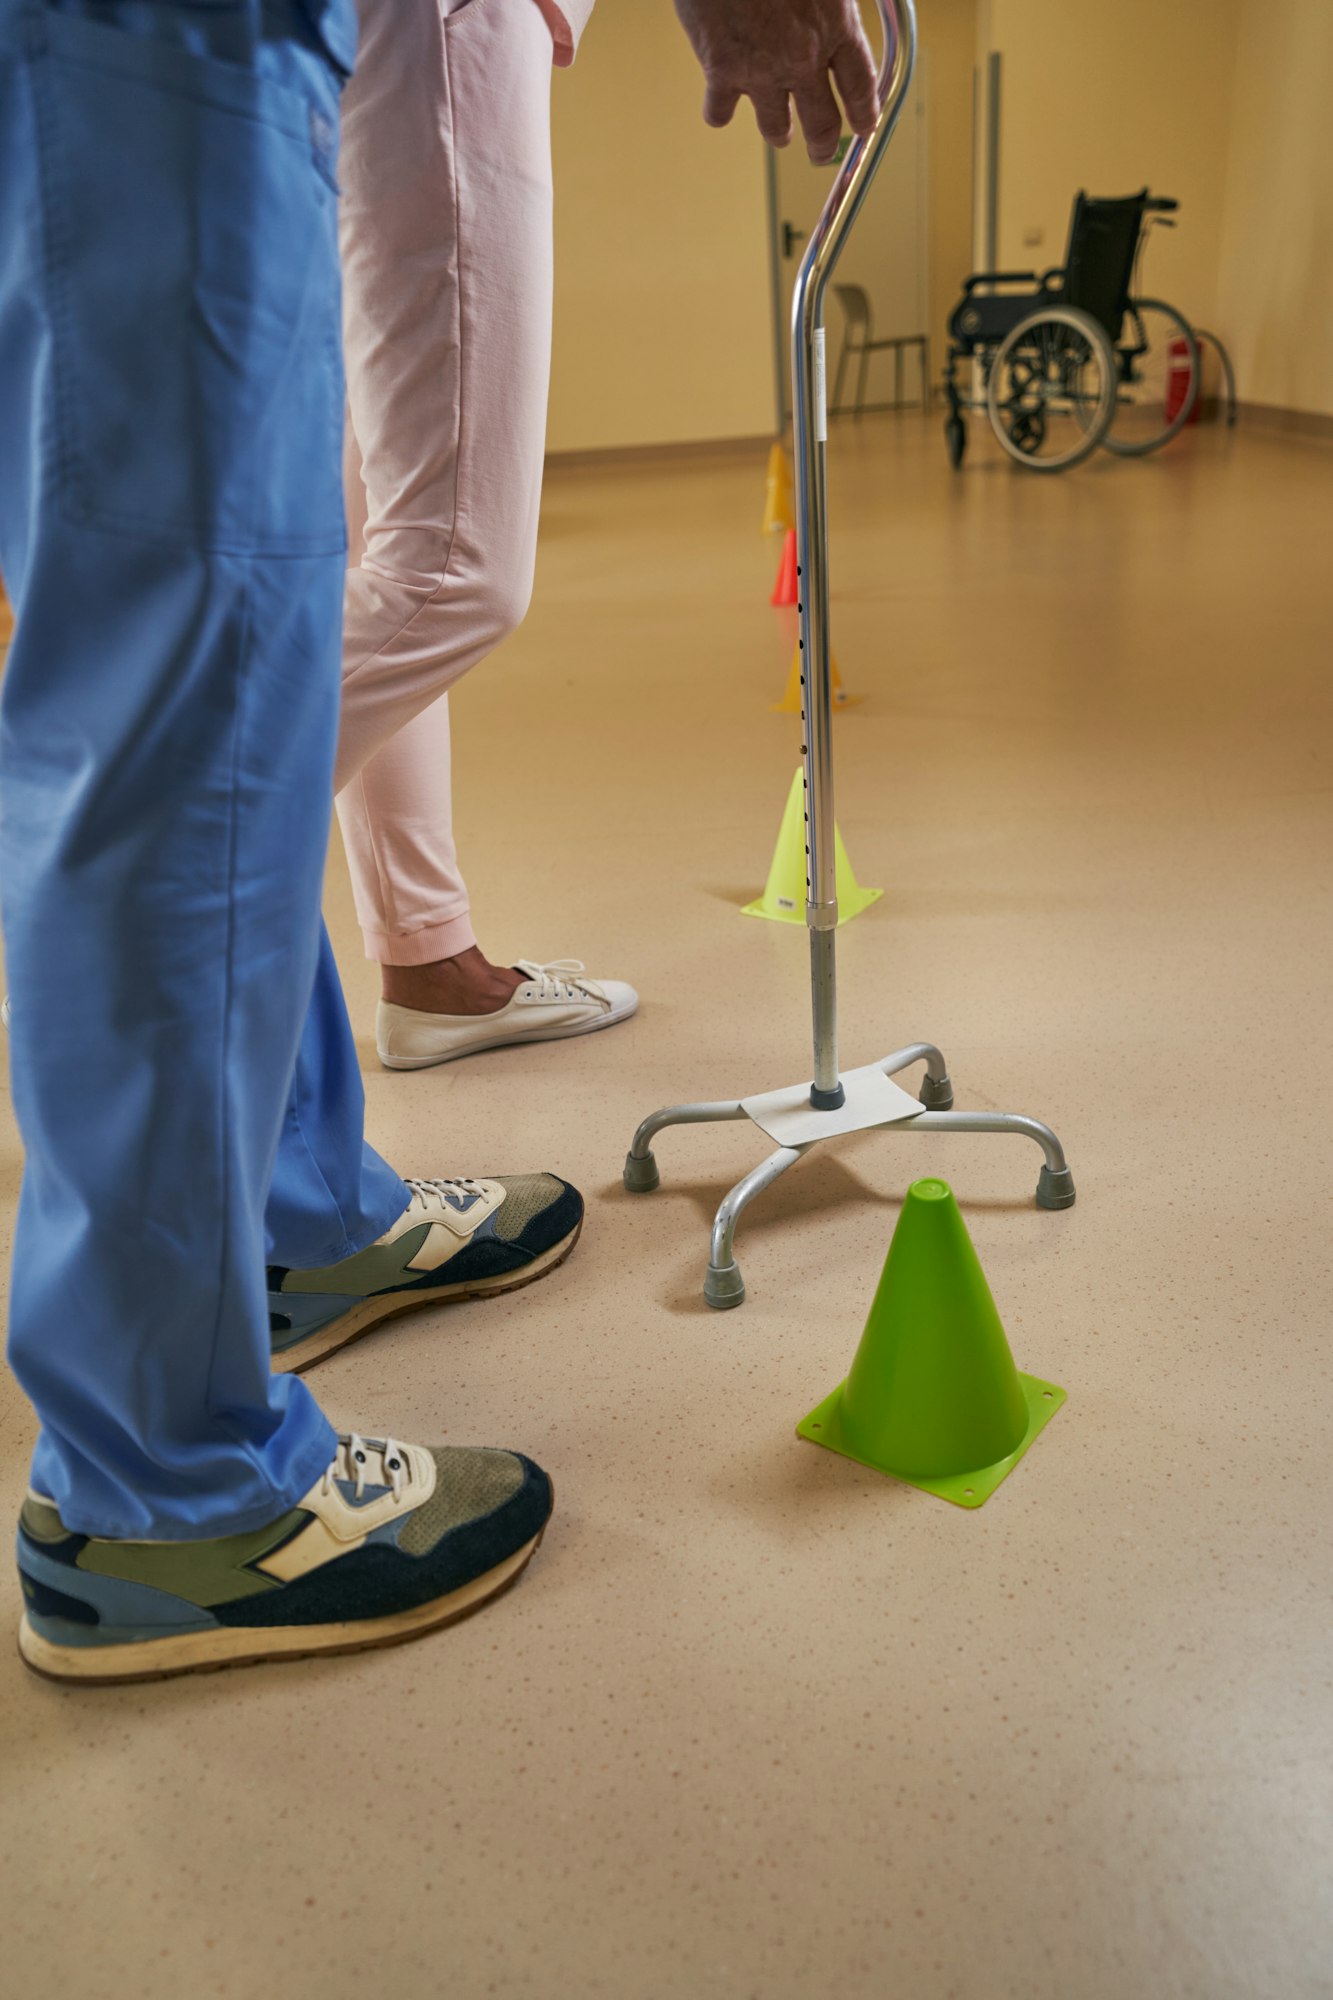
[791,0,917,1104]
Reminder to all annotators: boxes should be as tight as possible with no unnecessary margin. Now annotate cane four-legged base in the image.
[623,1042,1075,1309]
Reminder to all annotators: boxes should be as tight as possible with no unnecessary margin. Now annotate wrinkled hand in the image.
[673,0,879,165]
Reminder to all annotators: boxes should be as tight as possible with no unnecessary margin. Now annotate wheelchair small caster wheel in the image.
[623,1150,660,1194]
[1036,1164,1076,1210]
[945,414,966,470]
[918,1072,954,1111]
[704,1261,746,1310]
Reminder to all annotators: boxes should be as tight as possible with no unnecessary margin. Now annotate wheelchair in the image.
[943,189,1201,472]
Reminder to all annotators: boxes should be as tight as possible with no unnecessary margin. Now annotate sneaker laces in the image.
[323,1433,414,1504]
[403,1176,490,1216]
[514,958,602,1004]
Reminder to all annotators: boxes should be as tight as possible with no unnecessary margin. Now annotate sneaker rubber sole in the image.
[378,993,638,1070]
[272,1215,582,1376]
[18,1519,550,1685]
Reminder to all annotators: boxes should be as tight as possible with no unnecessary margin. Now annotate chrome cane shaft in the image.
[618,0,1076,1310]
[791,0,917,1106]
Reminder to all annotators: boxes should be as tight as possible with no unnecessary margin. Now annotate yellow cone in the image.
[771,645,862,713]
[742,769,882,925]
[761,442,794,536]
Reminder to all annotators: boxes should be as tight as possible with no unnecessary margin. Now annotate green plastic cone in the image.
[797,1178,1065,1507]
[741,768,882,926]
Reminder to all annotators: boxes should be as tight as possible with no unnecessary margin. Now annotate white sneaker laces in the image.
[514,958,601,1005]
[404,1176,490,1215]
[323,1433,414,1504]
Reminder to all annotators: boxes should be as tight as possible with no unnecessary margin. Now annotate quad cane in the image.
[623,0,1076,1308]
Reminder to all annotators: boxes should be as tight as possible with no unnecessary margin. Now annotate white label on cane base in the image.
[743,1064,924,1147]
[813,329,827,441]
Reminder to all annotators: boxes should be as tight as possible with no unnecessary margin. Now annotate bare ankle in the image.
[382,947,523,1018]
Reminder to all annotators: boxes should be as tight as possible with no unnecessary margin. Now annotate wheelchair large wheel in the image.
[1103,297,1200,456]
[985,306,1115,473]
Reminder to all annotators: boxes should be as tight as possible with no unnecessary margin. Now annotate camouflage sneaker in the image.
[17,1434,553,1684]
[270,1174,583,1374]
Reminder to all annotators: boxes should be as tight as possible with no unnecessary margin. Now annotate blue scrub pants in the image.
[0,0,409,1540]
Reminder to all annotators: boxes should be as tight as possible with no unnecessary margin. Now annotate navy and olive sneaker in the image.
[17,1433,553,1683]
[270,1174,583,1374]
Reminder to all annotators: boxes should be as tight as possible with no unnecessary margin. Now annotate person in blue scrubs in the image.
[0,0,878,1682]
[0,0,588,1680]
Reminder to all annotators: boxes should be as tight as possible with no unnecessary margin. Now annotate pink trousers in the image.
[335,0,562,965]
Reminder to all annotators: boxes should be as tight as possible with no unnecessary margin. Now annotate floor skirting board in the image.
[1234,399,1333,441]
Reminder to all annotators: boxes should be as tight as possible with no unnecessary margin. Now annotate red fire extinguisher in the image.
[1164,337,1198,426]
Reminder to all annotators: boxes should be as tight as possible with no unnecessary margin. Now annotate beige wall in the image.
[546,9,773,455]
[983,0,1239,329]
[1214,0,1333,417]
[981,0,1333,415]
[548,0,1331,446]
[549,2,979,452]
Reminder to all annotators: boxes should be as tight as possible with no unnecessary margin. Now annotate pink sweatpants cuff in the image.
[363,908,478,968]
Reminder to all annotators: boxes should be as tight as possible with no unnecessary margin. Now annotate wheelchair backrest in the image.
[1060,191,1148,343]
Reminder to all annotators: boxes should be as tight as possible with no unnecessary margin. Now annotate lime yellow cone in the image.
[761,442,794,535]
[742,768,882,925]
[797,1177,1065,1507]
[771,645,862,713]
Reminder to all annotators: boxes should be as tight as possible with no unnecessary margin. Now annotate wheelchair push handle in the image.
[1146,196,1180,212]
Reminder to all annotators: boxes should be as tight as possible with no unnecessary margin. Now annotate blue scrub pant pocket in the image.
[27,1,345,554]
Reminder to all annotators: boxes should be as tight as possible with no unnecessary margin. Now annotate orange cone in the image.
[771,645,861,713]
[770,527,798,607]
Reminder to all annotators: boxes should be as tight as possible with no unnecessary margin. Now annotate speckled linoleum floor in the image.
[1,412,1330,1999]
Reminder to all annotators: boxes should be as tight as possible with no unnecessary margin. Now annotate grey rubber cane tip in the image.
[622,1150,660,1194]
[704,1262,746,1310]
[1035,1164,1076,1210]
[809,1082,846,1112]
[918,1072,955,1111]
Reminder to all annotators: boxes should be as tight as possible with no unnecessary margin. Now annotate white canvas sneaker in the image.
[377,959,638,1071]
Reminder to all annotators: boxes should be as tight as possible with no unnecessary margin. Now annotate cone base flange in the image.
[741,885,883,926]
[796,1370,1066,1508]
[770,691,865,715]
